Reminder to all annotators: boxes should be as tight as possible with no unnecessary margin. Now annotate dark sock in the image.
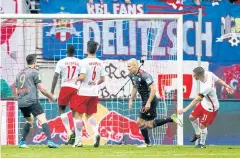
[153,117,173,128]
[21,123,31,141]
[140,126,150,144]
[42,123,51,140]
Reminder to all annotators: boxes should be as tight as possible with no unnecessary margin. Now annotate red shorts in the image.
[191,103,218,126]
[58,87,77,106]
[71,95,98,115]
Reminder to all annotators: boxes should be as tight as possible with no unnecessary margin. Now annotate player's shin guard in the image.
[191,118,200,135]
[139,125,150,144]
[88,117,99,136]
[60,112,71,134]
[74,119,82,142]
[153,118,173,128]
[200,128,208,145]
[42,123,52,140]
[21,122,32,141]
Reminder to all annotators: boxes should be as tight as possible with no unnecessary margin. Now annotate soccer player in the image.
[127,58,181,147]
[16,54,58,148]
[51,45,81,143]
[178,67,234,148]
[72,40,105,148]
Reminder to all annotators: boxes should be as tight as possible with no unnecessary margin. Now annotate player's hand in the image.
[49,94,56,103]
[178,108,187,115]
[226,85,234,94]
[129,99,133,110]
[48,98,54,103]
[145,103,151,111]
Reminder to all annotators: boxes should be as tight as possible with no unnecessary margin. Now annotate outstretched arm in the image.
[211,72,234,94]
[178,95,202,115]
[216,79,234,94]
[38,83,56,102]
[51,72,59,94]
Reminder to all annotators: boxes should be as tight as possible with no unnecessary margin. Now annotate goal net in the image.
[0,14,183,146]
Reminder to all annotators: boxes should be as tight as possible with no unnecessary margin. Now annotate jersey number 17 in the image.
[67,66,76,79]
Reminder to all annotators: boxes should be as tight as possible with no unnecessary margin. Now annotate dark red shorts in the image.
[191,103,218,126]
[70,95,98,115]
[58,87,77,106]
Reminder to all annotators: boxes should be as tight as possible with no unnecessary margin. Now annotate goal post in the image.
[0,14,183,145]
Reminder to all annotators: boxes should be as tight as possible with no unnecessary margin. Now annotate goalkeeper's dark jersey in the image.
[128,70,157,104]
[16,67,42,107]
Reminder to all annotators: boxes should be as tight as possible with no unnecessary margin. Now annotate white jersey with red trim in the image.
[55,57,81,89]
[77,57,105,96]
[199,71,220,112]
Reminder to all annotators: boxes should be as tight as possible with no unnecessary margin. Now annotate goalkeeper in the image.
[127,58,181,147]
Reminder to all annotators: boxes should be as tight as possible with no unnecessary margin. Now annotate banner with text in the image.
[40,0,240,99]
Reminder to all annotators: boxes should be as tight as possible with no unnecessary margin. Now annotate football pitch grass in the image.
[1,145,240,158]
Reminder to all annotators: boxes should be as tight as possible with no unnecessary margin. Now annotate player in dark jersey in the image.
[127,58,182,147]
[16,54,58,148]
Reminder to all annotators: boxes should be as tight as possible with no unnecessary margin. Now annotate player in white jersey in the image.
[71,40,105,148]
[51,45,81,143]
[178,67,234,148]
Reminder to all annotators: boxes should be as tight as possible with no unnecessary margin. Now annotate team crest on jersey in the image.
[216,16,240,46]
[46,7,81,42]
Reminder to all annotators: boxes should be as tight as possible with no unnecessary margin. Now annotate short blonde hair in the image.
[127,58,138,67]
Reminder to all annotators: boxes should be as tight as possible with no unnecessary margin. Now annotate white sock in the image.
[61,113,71,134]
[74,118,82,142]
[88,117,99,136]
[200,128,208,145]
[191,118,200,135]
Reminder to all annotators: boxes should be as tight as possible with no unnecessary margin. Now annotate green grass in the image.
[1,145,240,158]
